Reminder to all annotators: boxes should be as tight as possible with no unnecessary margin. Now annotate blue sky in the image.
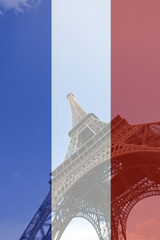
[0,0,110,239]
[0,1,51,239]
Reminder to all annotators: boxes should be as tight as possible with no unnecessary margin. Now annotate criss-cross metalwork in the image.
[20,94,160,240]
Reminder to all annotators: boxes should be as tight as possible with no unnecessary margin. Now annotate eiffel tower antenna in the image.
[67,93,87,127]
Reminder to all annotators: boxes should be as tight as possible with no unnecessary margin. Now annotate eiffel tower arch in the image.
[111,115,160,239]
[20,94,160,240]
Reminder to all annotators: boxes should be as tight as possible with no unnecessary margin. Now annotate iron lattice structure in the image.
[20,94,160,240]
[111,115,160,239]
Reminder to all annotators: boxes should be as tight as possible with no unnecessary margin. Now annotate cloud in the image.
[13,172,21,180]
[127,231,146,240]
[136,218,156,230]
[127,231,157,240]
[0,0,41,15]
[0,8,3,16]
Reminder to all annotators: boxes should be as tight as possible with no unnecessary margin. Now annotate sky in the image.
[0,1,51,239]
[61,218,99,240]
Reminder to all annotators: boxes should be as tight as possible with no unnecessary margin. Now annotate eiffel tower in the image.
[20,93,111,240]
[20,94,160,240]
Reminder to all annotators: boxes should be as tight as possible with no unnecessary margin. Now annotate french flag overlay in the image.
[1,0,160,240]
[0,1,51,240]
[52,1,110,239]
[112,0,160,239]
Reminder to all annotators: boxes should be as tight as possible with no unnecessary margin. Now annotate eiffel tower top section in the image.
[67,93,87,128]
[64,93,106,161]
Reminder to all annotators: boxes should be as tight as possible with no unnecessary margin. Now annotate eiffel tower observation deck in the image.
[20,94,160,240]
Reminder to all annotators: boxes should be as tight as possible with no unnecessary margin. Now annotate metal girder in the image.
[19,192,51,240]
[20,95,160,240]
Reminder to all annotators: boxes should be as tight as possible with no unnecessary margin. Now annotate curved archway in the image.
[111,151,160,240]
[126,196,160,240]
[61,217,99,240]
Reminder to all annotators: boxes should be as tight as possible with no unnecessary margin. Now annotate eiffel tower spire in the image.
[67,93,87,127]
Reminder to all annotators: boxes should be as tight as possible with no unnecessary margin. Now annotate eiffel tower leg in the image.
[20,191,51,240]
